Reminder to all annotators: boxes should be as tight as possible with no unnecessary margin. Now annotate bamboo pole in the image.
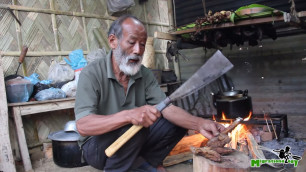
[49,0,61,60]
[0,4,169,27]
[167,0,174,29]
[80,0,90,52]
[1,51,89,56]
[142,4,149,34]
[12,0,27,76]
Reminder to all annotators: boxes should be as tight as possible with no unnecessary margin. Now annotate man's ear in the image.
[108,34,118,49]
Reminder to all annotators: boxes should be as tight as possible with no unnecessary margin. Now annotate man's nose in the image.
[133,43,141,55]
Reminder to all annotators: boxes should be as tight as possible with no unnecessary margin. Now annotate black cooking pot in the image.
[213,89,252,119]
[48,130,87,168]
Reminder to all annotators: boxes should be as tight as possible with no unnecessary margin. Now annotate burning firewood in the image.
[190,117,243,162]
[206,133,231,148]
[190,146,221,162]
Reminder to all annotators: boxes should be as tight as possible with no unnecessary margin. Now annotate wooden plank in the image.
[163,152,193,167]
[8,97,75,106]
[16,99,75,116]
[12,107,33,172]
[154,31,177,40]
[0,56,16,172]
[170,15,285,35]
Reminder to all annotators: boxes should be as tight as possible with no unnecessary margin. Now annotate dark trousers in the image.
[82,117,187,172]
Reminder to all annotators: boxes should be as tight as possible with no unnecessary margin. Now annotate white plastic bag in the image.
[48,60,74,84]
[61,81,77,97]
[87,48,107,64]
[107,0,135,14]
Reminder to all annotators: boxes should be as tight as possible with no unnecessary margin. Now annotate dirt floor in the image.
[16,115,305,172]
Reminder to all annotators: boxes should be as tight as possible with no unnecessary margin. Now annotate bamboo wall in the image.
[0,0,171,79]
[0,0,172,154]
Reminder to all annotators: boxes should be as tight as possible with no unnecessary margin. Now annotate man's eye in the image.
[140,43,145,47]
[129,41,135,45]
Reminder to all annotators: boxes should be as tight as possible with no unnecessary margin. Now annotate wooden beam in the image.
[0,56,16,172]
[1,51,89,56]
[154,31,177,40]
[170,15,285,35]
[8,98,75,116]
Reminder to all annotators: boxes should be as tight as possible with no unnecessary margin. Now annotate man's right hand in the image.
[126,105,161,128]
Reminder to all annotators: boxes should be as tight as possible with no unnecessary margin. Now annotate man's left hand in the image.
[197,119,225,139]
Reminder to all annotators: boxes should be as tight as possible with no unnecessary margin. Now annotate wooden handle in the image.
[18,46,28,63]
[105,125,143,157]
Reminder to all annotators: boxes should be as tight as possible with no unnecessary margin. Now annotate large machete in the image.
[105,50,234,157]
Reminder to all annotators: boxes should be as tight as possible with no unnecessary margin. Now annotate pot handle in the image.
[243,89,248,96]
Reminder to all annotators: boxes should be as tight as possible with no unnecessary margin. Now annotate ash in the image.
[261,137,306,158]
[259,137,305,169]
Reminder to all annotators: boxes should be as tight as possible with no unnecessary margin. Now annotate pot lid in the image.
[48,130,80,141]
[5,77,32,86]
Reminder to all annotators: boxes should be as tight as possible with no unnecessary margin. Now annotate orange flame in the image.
[212,114,216,121]
[222,112,227,120]
[244,111,252,121]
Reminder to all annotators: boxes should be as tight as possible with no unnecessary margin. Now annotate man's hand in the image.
[197,119,225,139]
[127,105,161,127]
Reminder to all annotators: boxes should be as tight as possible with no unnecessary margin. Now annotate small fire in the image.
[212,114,216,121]
[244,111,253,121]
[219,111,253,149]
[221,112,227,120]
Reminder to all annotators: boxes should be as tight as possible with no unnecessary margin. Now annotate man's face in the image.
[113,44,143,76]
[112,18,147,76]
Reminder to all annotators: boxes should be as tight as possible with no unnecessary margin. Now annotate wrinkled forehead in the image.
[121,18,147,40]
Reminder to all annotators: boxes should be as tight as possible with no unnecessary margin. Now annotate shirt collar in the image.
[106,50,143,80]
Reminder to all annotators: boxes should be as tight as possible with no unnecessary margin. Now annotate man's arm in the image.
[76,105,161,136]
[162,105,225,139]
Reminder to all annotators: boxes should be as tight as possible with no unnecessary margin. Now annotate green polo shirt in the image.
[74,50,166,145]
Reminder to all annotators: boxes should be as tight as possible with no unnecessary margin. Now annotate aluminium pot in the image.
[48,130,87,168]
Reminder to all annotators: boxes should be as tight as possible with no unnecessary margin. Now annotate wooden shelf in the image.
[8,97,75,116]
[168,12,306,36]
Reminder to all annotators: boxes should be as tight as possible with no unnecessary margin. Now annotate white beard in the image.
[113,45,143,76]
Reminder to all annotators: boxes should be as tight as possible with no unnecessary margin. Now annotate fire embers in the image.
[191,133,235,162]
[190,23,277,49]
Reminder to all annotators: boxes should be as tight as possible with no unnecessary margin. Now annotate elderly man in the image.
[75,14,225,172]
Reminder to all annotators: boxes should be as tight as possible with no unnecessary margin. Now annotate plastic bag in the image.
[34,88,66,101]
[64,49,87,70]
[87,48,107,64]
[107,0,135,14]
[48,60,75,84]
[61,81,77,97]
[32,83,51,96]
[24,73,40,85]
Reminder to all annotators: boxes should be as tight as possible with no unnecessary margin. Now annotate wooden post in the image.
[193,150,250,172]
[0,56,16,172]
[12,107,33,172]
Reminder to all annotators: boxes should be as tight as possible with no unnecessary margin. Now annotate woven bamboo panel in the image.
[0,0,170,79]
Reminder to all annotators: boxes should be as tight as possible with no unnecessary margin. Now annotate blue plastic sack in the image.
[40,80,52,85]
[64,49,87,70]
[24,73,40,85]
[34,88,66,101]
